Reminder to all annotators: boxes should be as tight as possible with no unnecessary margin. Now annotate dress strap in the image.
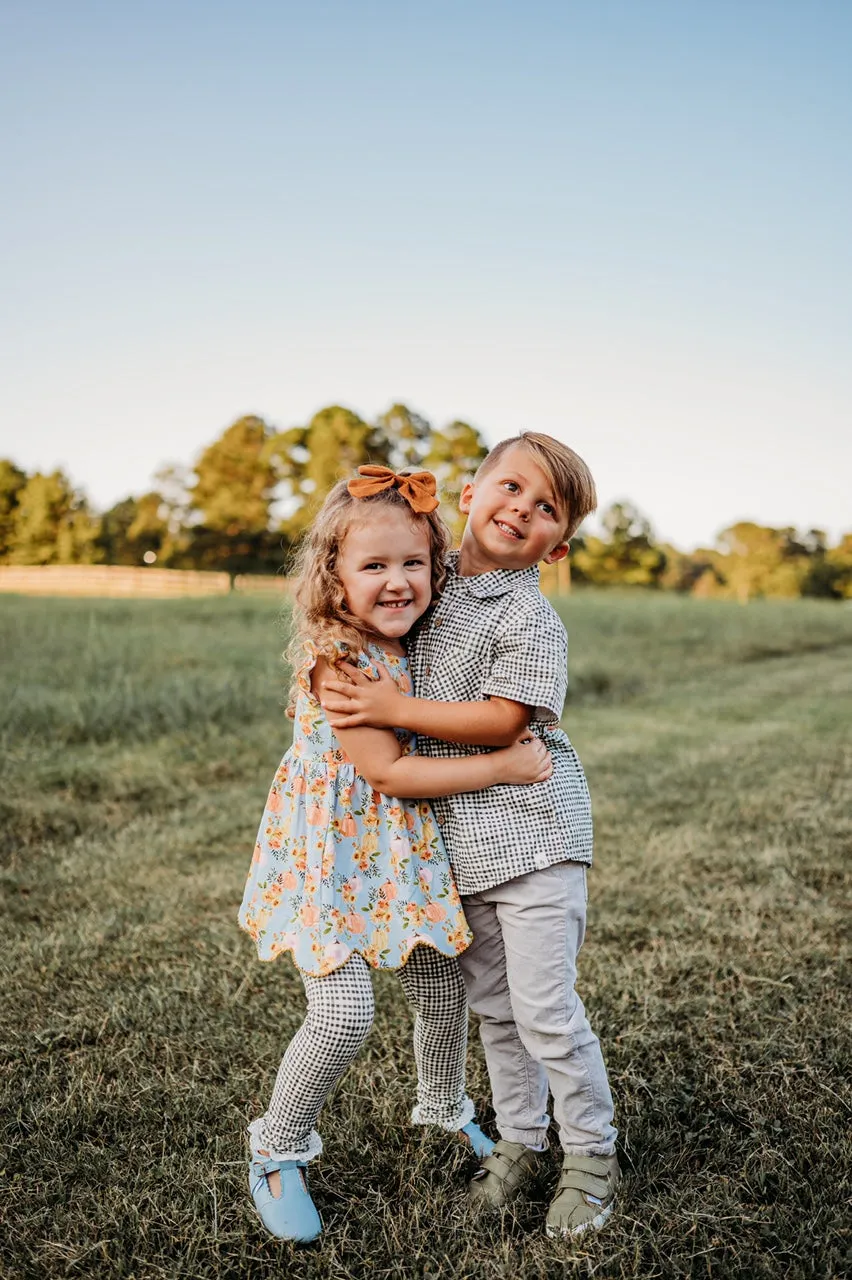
[296,638,385,693]
[294,640,319,695]
[331,639,382,682]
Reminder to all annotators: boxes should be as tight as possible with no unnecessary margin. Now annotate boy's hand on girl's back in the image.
[495,733,553,786]
[321,663,401,729]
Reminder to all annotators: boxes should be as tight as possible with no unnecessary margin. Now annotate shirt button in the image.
[425,666,431,677]
[434,617,442,627]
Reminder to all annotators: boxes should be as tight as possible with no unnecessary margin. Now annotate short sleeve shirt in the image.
[409,552,594,895]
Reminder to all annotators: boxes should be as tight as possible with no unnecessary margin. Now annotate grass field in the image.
[2,591,850,1279]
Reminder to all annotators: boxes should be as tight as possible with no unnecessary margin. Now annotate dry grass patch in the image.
[2,593,850,1278]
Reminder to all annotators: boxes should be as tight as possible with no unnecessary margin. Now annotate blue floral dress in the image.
[239,642,472,976]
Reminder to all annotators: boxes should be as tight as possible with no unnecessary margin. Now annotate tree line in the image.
[1,404,850,600]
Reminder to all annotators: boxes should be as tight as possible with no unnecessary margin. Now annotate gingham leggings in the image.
[256,946,474,1163]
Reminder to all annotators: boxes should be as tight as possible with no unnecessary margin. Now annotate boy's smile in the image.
[457,444,570,575]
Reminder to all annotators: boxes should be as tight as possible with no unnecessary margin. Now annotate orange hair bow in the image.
[347,466,439,513]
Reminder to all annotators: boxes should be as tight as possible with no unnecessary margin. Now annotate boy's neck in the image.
[456,534,534,577]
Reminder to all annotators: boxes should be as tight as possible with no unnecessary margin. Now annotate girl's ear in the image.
[543,541,569,565]
[459,481,475,514]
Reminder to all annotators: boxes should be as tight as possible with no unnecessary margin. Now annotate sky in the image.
[1,0,849,550]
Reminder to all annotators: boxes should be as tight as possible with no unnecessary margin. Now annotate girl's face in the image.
[337,507,433,644]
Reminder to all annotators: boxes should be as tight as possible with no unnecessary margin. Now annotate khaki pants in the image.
[459,861,617,1155]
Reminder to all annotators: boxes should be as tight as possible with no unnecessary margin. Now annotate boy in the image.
[321,433,618,1237]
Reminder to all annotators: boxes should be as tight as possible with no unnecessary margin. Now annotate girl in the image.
[238,466,552,1243]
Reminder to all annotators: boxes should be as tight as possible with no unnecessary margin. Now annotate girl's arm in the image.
[320,662,527,746]
[312,659,549,797]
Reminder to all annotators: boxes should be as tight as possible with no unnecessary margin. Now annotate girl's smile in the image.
[336,508,433,648]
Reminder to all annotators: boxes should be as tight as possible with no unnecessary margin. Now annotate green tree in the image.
[422,419,489,542]
[792,528,852,599]
[187,417,284,576]
[191,416,279,535]
[715,522,810,602]
[657,543,721,594]
[821,532,852,599]
[0,459,27,561]
[572,502,666,587]
[8,470,100,565]
[97,497,142,565]
[148,466,194,566]
[376,403,433,470]
[96,494,171,566]
[129,491,175,565]
[273,405,384,542]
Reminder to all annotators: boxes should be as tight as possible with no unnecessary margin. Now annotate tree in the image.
[375,403,433,471]
[187,417,284,576]
[272,405,383,542]
[657,543,721,594]
[97,497,143,565]
[191,416,279,535]
[8,470,100,565]
[149,466,193,566]
[821,532,852,599]
[794,528,851,599]
[422,420,489,543]
[96,493,171,566]
[0,459,27,561]
[714,522,810,602]
[572,502,666,587]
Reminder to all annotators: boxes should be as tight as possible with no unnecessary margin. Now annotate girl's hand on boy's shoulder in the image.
[321,663,401,729]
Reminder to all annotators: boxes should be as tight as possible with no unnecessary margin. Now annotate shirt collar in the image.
[445,549,541,598]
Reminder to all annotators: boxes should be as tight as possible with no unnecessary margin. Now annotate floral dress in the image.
[238,642,472,976]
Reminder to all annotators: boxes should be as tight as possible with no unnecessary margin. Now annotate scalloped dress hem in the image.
[238,928,471,977]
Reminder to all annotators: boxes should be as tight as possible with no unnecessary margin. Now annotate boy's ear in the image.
[458,480,475,514]
[543,541,569,565]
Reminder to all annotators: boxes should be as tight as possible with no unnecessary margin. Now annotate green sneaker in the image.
[468,1139,544,1209]
[545,1152,620,1237]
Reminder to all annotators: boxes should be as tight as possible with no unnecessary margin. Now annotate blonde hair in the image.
[476,431,597,538]
[286,478,452,712]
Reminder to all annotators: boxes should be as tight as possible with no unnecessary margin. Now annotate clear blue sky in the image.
[1,0,849,548]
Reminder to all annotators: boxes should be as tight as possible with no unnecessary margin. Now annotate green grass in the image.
[2,591,850,1279]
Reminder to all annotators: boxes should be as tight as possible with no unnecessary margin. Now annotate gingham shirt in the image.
[409,552,593,895]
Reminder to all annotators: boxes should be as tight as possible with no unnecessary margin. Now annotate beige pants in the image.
[459,861,617,1155]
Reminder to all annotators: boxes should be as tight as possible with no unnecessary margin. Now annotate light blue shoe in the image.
[459,1119,495,1159]
[248,1133,322,1243]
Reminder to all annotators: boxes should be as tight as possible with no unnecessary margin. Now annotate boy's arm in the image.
[321,593,567,745]
[320,663,528,747]
[312,660,549,792]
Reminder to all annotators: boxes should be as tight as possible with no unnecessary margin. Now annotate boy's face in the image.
[458,445,570,573]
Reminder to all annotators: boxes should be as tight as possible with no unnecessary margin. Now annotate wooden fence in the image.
[0,560,569,599]
[0,565,290,599]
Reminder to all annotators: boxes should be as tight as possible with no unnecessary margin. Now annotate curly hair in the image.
[285,477,452,713]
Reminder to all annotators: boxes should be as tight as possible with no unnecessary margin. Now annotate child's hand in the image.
[321,663,403,729]
[493,732,553,785]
